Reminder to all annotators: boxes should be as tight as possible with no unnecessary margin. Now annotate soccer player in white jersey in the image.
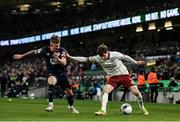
[66,44,149,115]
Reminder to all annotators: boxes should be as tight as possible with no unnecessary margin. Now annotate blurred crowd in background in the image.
[0,46,180,100]
[0,0,180,102]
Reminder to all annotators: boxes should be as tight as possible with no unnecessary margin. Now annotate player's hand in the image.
[137,61,145,65]
[13,54,23,59]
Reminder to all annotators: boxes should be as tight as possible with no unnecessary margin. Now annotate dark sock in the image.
[67,96,74,106]
[48,85,54,102]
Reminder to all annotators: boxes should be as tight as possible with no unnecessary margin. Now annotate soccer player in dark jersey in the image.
[13,35,79,113]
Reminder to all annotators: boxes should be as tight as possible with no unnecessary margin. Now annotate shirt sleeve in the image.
[115,52,126,59]
[37,48,43,54]
[115,52,137,64]
[37,47,46,56]
[88,55,99,62]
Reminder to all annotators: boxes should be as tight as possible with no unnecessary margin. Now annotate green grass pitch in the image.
[0,98,180,121]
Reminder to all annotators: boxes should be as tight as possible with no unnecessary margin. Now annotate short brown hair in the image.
[50,35,61,44]
[97,44,108,56]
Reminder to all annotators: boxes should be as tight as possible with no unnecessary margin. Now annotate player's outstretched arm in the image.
[136,61,145,65]
[123,55,145,65]
[123,55,138,64]
[66,52,89,62]
[13,49,38,59]
[68,56,89,62]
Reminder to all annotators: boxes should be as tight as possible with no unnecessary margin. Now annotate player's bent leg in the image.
[65,89,79,114]
[46,103,54,112]
[95,84,114,116]
[130,85,149,115]
[65,89,74,106]
[46,76,57,112]
[140,106,149,115]
[46,84,55,112]
[48,76,57,85]
[68,105,79,114]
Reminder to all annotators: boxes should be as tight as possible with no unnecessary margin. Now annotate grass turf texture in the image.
[0,98,180,121]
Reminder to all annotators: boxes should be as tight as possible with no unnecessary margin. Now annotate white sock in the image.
[101,93,108,112]
[68,105,74,108]
[137,95,144,108]
[49,102,53,106]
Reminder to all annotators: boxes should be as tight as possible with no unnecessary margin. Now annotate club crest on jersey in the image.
[54,52,60,56]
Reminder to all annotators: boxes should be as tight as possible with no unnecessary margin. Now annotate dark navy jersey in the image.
[37,46,67,78]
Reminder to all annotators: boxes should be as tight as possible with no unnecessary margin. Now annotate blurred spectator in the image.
[148,67,159,103]
[96,85,102,101]
[0,71,8,97]
[120,87,129,102]
[91,63,97,70]
[175,68,180,81]
[169,77,178,87]
[168,77,178,92]
[137,70,147,93]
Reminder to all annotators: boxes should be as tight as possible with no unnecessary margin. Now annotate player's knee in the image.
[65,89,73,96]
[103,88,109,94]
[133,91,141,97]
[48,76,57,85]
[103,84,113,93]
[135,92,140,97]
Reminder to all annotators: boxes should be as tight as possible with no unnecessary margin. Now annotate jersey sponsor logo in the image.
[50,57,58,65]
[102,61,117,69]
[50,52,61,65]
[55,52,60,57]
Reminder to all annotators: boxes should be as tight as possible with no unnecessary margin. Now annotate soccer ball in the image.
[121,103,132,115]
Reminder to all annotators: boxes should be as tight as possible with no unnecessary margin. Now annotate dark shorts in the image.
[48,74,71,90]
[107,75,135,89]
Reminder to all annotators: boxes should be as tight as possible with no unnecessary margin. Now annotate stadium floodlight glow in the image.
[19,4,31,11]
[23,4,31,7]
[50,2,61,6]
[164,20,172,28]
[11,10,17,14]
[73,3,77,7]
[78,0,85,6]
[157,28,161,32]
[136,25,143,32]
[166,27,173,30]
[86,2,93,5]
[148,23,156,30]
[164,21,173,30]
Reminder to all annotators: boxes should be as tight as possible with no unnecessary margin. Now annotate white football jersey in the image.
[88,51,129,76]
